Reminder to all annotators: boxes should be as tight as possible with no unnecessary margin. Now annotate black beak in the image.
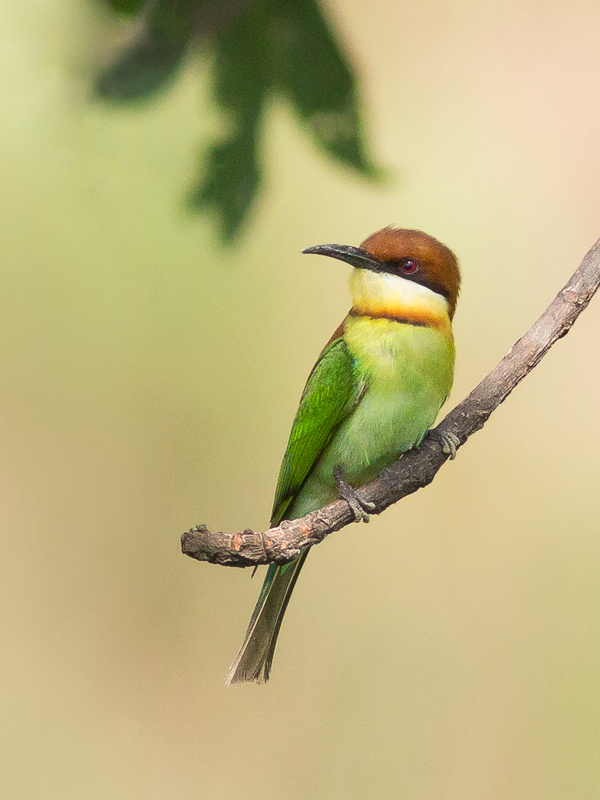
[302,243,382,272]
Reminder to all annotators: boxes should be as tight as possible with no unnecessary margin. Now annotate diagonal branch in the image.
[181,237,600,568]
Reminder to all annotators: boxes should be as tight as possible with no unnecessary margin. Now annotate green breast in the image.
[297,317,453,516]
[287,316,455,519]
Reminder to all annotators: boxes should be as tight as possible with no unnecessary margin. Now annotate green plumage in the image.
[271,337,365,525]
[226,315,454,685]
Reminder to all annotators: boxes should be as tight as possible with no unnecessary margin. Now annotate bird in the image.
[225,226,461,685]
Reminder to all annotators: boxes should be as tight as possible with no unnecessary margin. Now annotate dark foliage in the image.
[96,0,380,242]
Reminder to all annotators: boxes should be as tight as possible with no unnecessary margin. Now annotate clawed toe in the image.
[333,466,374,523]
[439,431,460,459]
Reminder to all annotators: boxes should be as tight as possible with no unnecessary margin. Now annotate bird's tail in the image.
[225,550,309,685]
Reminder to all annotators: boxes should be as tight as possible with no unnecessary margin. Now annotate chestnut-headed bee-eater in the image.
[226,227,460,685]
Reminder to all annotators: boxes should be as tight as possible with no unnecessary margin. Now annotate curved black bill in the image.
[301,243,382,272]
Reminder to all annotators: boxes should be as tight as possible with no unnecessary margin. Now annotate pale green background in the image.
[2,1,600,797]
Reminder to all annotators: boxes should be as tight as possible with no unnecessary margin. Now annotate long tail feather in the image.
[225,551,309,685]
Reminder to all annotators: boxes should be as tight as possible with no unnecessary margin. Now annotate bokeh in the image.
[2,1,600,798]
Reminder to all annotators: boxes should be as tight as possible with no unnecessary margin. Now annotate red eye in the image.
[399,258,418,274]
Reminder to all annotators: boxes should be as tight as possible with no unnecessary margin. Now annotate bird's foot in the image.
[333,466,375,523]
[437,430,460,460]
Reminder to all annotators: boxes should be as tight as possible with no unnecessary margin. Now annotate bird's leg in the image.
[333,466,376,523]
[436,430,460,460]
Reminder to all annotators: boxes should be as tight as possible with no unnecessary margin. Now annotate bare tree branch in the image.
[181,237,600,568]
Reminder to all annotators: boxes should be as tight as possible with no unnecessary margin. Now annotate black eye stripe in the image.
[383,260,450,301]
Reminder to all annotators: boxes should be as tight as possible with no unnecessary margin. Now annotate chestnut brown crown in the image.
[360,227,461,318]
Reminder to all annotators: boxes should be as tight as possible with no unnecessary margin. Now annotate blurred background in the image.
[2,0,600,797]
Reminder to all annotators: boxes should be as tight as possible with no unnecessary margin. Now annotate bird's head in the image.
[303,227,460,324]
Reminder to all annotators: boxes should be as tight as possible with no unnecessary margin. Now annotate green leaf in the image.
[270,0,378,178]
[96,0,201,100]
[107,0,146,15]
[188,128,261,241]
[188,3,270,241]
[96,0,383,242]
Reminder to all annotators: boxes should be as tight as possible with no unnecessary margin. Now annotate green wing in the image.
[270,335,364,526]
[226,332,364,684]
